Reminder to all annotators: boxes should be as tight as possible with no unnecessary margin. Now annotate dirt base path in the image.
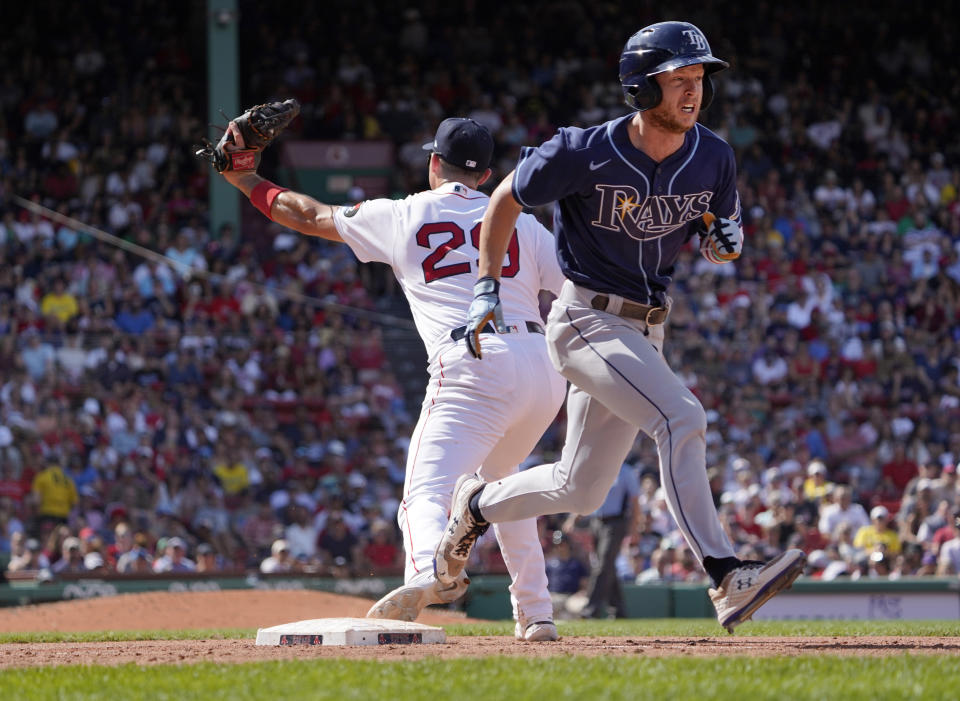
[1,590,959,669]
[3,635,960,669]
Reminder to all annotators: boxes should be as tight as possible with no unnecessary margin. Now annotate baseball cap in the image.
[870,505,889,520]
[732,458,751,472]
[807,460,827,476]
[167,536,186,550]
[422,118,493,173]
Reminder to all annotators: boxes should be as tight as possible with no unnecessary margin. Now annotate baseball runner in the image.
[208,116,566,641]
[433,21,806,633]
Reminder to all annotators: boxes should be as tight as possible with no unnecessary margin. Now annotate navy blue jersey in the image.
[512,114,741,306]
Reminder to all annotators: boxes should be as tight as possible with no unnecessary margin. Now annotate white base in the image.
[255,617,446,646]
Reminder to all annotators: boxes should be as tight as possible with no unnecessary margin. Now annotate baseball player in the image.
[218,117,566,641]
[433,21,806,633]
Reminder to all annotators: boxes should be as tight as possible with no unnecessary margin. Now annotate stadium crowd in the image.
[3,2,960,596]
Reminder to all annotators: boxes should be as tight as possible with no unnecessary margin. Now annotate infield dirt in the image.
[1,590,959,668]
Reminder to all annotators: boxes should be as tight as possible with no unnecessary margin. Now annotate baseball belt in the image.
[450,320,545,342]
[590,295,669,325]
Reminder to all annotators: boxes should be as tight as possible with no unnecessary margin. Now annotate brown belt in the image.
[590,295,669,325]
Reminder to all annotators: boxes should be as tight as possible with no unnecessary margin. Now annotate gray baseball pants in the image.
[477,281,736,566]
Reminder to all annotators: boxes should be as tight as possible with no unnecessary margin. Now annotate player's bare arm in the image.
[220,170,343,243]
[476,170,524,280]
[196,102,343,243]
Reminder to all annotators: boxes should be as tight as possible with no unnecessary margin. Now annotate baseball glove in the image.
[699,212,743,264]
[195,98,300,172]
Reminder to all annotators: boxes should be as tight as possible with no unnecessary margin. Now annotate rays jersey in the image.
[333,181,565,360]
[512,115,741,306]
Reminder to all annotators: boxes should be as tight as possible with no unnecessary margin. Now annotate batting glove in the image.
[699,213,743,264]
[464,276,505,359]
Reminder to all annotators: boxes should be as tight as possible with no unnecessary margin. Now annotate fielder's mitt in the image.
[195,98,300,172]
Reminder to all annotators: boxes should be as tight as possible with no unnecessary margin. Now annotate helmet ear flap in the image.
[622,75,661,112]
[701,75,716,111]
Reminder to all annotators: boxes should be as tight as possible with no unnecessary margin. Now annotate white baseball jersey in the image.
[333,181,566,361]
[332,179,568,626]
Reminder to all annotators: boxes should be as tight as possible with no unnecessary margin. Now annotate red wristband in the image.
[250,181,289,220]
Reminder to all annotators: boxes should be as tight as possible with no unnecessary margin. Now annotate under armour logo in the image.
[682,29,708,51]
[736,577,753,591]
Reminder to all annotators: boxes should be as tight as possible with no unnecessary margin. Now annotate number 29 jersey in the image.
[333,180,566,361]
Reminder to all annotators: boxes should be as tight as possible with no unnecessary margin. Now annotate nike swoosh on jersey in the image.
[589,159,611,171]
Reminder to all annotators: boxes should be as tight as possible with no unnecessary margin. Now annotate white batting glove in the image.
[464,276,505,360]
[699,214,743,264]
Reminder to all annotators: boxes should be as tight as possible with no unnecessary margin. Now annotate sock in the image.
[703,556,741,588]
[468,487,487,524]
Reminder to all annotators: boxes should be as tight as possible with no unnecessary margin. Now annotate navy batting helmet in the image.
[619,21,729,112]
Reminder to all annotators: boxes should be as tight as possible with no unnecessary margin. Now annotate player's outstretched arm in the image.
[464,171,524,359]
[221,170,343,243]
[477,170,524,280]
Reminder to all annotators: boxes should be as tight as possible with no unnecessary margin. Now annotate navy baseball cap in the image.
[422,118,493,172]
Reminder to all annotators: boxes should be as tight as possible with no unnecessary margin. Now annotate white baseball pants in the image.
[398,328,567,624]
[476,281,736,567]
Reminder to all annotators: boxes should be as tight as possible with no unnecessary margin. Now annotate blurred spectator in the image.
[240,501,281,563]
[317,511,359,572]
[30,458,78,534]
[115,533,154,574]
[936,509,960,575]
[20,330,55,381]
[6,537,50,573]
[818,486,869,540]
[51,536,86,574]
[152,536,196,573]
[545,530,589,597]
[802,460,833,503]
[635,544,680,584]
[195,543,222,572]
[359,519,401,574]
[260,538,302,574]
[853,506,902,557]
[283,504,319,562]
[880,443,919,495]
[83,551,108,574]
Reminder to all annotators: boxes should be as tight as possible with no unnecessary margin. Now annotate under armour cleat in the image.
[514,619,559,642]
[433,473,489,585]
[709,549,806,633]
[366,570,469,621]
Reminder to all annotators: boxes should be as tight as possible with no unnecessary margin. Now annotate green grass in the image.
[2,620,960,700]
[2,656,960,701]
[443,618,960,638]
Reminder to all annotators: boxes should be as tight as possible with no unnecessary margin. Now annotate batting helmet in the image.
[619,21,729,112]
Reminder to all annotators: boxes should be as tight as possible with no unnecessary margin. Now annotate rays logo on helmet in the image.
[681,28,708,51]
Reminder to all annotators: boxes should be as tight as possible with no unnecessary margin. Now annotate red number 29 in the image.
[416,222,520,283]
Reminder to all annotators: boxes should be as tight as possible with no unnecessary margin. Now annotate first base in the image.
[255,617,446,646]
